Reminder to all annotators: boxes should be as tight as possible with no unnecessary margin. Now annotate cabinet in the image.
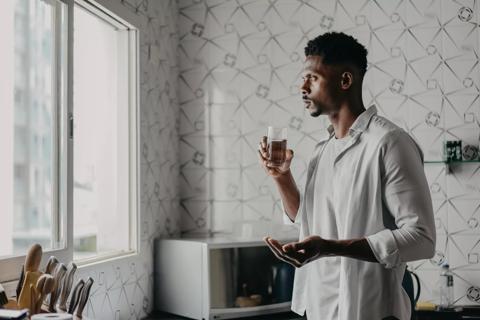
[154,237,297,320]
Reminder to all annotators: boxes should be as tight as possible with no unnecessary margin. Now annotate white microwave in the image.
[154,237,296,320]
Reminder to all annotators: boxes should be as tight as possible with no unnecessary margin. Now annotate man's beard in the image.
[308,100,324,117]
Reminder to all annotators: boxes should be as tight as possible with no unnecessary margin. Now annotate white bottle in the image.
[439,263,454,309]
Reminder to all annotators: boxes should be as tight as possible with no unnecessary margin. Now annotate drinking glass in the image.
[267,127,287,167]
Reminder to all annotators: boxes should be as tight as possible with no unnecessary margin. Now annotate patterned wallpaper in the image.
[177,0,480,307]
[74,0,180,319]
[63,0,480,318]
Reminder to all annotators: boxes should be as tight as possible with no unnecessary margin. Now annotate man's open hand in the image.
[263,236,329,268]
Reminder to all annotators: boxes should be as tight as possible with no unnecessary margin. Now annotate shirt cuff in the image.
[282,212,295,224]
[366,229,401,269]
[282,191,303,225]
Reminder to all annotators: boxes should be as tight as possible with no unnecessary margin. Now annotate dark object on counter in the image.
[272,263,295,303]
[444,140,462,162]
[235,284,262,308]
[15,266,24,301]
[0,284,7,308]
[403,267,421,320]
[463,145,479,161]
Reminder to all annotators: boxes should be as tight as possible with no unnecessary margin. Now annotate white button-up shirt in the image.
[287,106,436,320]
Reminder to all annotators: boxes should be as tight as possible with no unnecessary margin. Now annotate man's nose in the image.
[300,81,310,95]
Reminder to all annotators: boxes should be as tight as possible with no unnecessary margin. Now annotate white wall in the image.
[177,0,480,306]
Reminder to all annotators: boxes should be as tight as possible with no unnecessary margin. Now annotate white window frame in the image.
[0,0,140,291]
[72,0,140,266]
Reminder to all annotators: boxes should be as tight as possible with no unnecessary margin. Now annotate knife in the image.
[67,279,84,315]
[48,263,67,312]
[45,256,59,275]
[75,277,94,318]
[58,262,77,312]
[15,266,24,302]
[34,274,54,314]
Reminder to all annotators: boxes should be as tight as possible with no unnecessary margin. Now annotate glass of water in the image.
[267,127,287,167]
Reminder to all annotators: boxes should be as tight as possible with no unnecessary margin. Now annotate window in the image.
[0,0,139,282]
[73,1,139,262]
[0,0,68,282]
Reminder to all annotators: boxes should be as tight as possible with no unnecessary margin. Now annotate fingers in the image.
[264,239,292,265]
[258,147,278,176]
[285,149,294,161]
[258,137,269,164]
[261,136,267,148]
[263,237,282,254]
[266,243,300,267]
[259,136,267,154]
[258,137,294,177]
[281,241,308,265]
[264,237,303,268]
[282,242,298,253]
[258,150,275,174]
[283,240,307,252]
[257,149,267,162]
[258,144,267,158]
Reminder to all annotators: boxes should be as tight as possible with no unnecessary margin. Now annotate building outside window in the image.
[0,0,139,282]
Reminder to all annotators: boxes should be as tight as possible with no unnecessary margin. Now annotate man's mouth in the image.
[303,99,312,108]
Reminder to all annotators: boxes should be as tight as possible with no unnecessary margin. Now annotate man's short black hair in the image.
[304,32,368,75]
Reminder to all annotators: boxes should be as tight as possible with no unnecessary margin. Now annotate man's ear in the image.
[340,72,353,90]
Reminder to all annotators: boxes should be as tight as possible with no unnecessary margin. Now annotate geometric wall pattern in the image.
[61,0,480,317]
[74,0,180,319]
[178,0,480,307]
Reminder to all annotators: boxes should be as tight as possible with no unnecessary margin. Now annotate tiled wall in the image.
[177,0,480,306]
[74,0,180,319]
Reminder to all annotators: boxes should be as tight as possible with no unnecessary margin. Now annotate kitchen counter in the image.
[145,311,305,320]
[415,306,480,319]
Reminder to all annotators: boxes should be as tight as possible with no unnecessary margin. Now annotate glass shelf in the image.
[424,159,480,174]
[424,160,480,164]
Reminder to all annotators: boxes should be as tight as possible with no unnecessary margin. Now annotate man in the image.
[258,32,436,320]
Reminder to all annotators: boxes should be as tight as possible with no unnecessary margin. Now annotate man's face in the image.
[300,55,341,117]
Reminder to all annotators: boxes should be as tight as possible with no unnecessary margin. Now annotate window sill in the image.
[75,250,138,268]
[1,250,139,300]
[2,279,19,300]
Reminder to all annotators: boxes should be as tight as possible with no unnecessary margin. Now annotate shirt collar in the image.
[326,105,377,137]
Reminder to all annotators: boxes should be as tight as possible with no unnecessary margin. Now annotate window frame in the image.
[0,0,140,287]
[72,0,140,266]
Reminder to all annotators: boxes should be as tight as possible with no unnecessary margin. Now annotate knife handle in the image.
[45,256,59,275]
[48,263,67,312]
[75,277,94,318]
[58,262,77,311]
[68,279,84,315]
[15,265,25,301]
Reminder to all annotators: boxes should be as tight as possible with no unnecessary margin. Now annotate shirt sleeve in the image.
[366,130,436,269]
[282,141,326,226]
[282,189,303,225]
